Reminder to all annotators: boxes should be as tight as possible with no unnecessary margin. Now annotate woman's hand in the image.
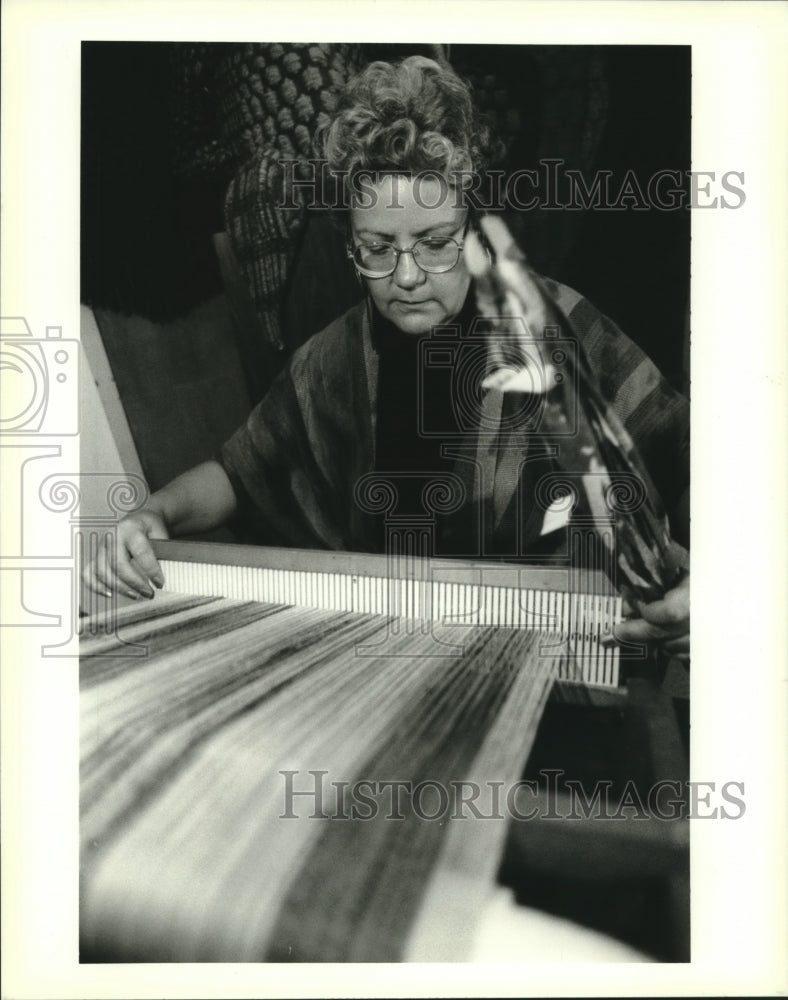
[82,509,168,601]
[608,543,690,660]
[80,460,238,604]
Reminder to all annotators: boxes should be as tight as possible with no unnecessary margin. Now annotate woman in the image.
[83,56,689,654]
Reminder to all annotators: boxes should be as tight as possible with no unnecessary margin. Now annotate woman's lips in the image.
[392,299,433,308]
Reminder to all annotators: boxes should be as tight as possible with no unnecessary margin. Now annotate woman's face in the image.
[349,174,471,336]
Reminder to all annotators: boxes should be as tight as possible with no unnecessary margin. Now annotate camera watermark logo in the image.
[0,318,78,436]
[0,316,148,655]
[419,317,578,439]
[1,317,80,652]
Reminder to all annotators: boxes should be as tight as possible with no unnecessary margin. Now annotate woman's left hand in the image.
[611,570,690,660]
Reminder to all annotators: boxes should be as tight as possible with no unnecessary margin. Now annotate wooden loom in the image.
[79,540,689,963]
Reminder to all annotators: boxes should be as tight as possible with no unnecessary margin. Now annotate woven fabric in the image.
[80,592,557,961]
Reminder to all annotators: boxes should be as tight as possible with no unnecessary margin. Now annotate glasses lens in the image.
[414,237,460,272]
[352,237,462,275]
[354,244,397,274]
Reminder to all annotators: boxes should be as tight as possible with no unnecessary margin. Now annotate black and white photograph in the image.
[1,2,786,997]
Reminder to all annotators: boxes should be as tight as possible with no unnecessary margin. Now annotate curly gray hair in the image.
[315,55,499,204]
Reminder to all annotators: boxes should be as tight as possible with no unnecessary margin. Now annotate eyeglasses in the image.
[347,230,466,278]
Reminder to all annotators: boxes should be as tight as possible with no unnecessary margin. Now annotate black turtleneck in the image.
[371,290,478,552]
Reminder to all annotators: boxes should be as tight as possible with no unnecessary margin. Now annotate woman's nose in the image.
[392,250,425,288]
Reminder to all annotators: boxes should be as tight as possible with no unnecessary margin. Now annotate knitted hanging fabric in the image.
[218,43,365,351]
[171,42,364,180]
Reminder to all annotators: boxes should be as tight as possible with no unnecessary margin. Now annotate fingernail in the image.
[126,590,140,601]
[153,576,164,589]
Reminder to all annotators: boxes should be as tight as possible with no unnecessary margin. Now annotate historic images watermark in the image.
[275,159,746,212]
[280,769,745,822]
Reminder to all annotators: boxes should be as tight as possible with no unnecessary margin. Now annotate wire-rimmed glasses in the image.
[347,234,465,278]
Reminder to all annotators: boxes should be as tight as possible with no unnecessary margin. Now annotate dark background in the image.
[81,42,690,488]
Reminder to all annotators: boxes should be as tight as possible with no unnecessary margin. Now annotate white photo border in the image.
[2,1,787,997]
